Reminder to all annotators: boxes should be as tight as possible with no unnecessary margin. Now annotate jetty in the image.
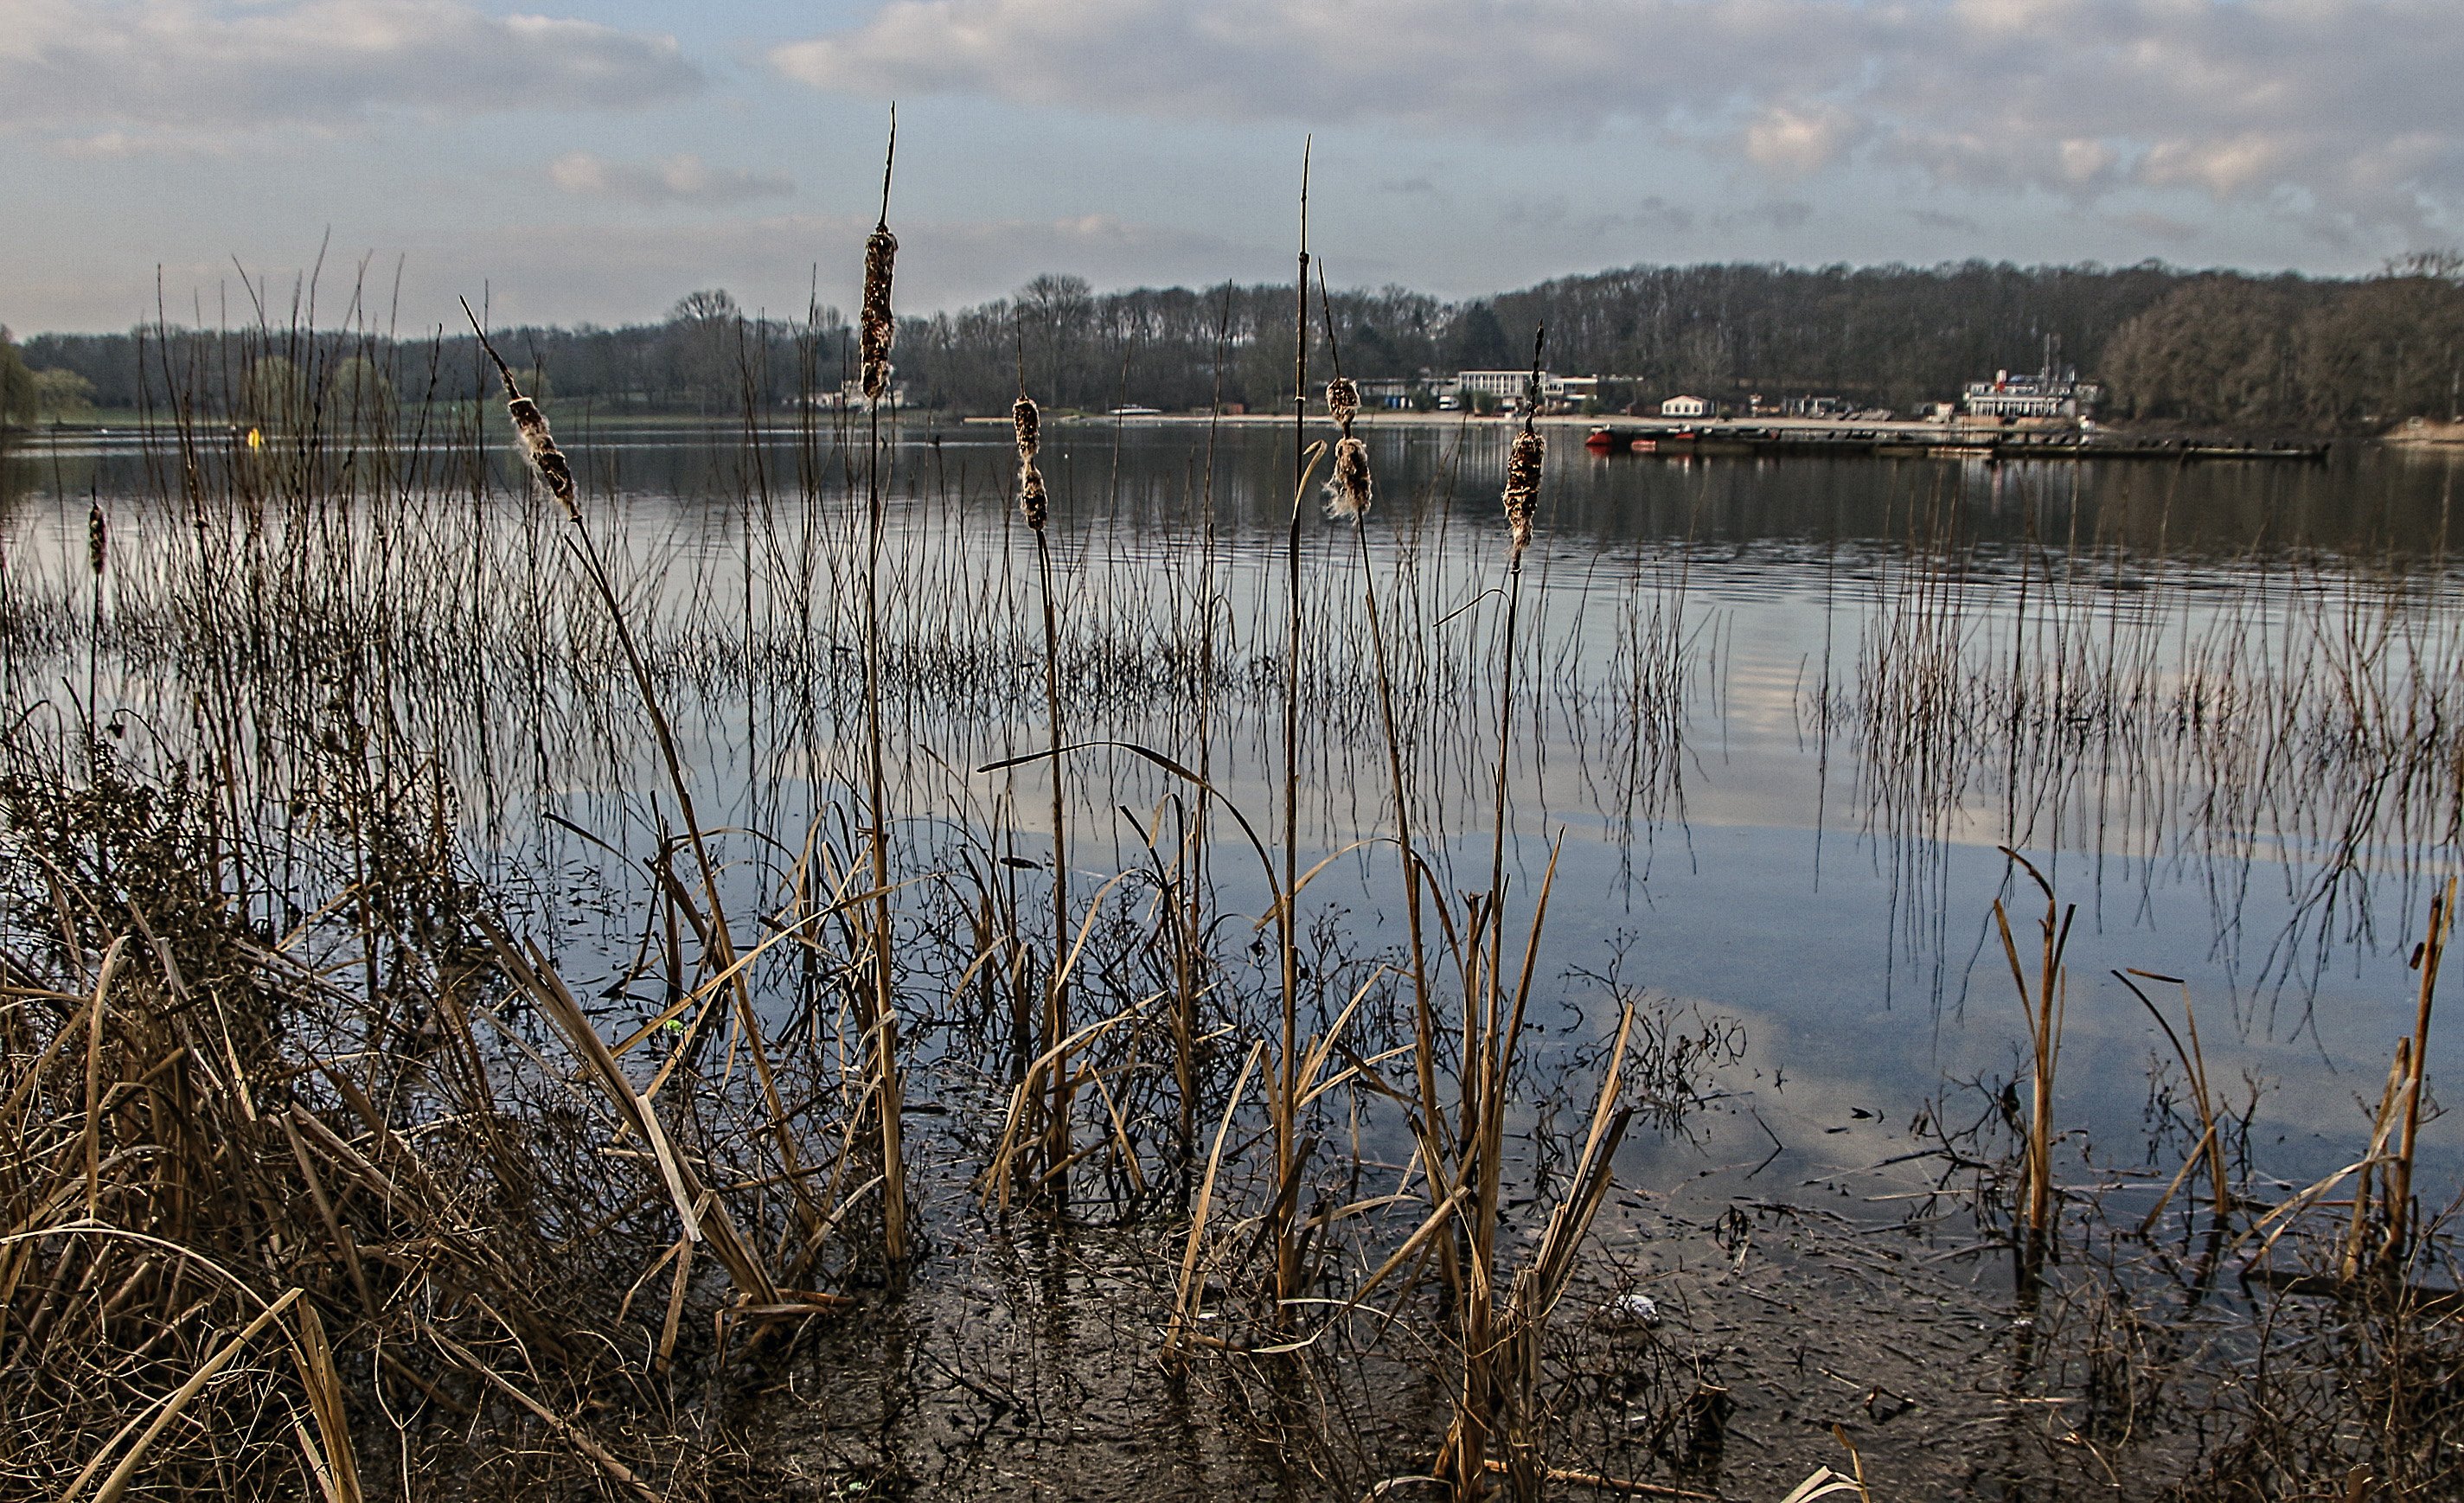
[1583,424,2326,464]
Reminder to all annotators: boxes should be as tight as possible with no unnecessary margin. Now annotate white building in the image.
[1455,369,1533,403]
[1962,368,2101,419]
[1660,394,1712,419]
[1453,370,1597,410]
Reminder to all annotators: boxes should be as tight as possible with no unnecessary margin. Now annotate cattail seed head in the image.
[1503,427,1543,554]
[1018,459,1048,531]
[86,502,106,577]
[1326,377,1360,431]
[861,225,899,401]
[1324,435,1373,521]
[505,392,578,521]
[461,298,579,521]
[1012,396,1040,461]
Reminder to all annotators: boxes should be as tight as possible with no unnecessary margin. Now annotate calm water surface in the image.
[6,419,2461,1192]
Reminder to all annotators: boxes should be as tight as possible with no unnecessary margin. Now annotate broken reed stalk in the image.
[2115,968,2230,1240]
[1014,390,1072,1208]
[2382,874,2454,1264]
[458,299,820,1254]
[856,109,911,1263]
[1993,848,2073,1257]
[2346,1040,2415,1281]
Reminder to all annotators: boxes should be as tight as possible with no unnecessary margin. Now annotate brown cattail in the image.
[861,224,899,402]
[505,389,577,520]
[1018,460,1048,531]
[1324,435,1373,521]
[1326,376,1359,431]
[460,298,577,519]
[86,502,106,577]
[1013,395,1040,461]
[1502,426,1542,553]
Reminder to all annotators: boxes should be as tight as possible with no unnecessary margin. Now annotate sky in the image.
[2,0,2460,333]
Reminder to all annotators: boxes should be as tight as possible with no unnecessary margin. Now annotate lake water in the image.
[4,415,2460,1493]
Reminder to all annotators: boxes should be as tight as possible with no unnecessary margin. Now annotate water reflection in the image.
[2,422,2458,1183]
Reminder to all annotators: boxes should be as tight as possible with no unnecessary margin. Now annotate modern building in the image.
[1455,369,1533,404]
[1357,378,1416,409]
[1452,370,1598,411]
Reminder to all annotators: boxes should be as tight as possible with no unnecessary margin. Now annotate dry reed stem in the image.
[426,1325,664,1503]
[287,1298,363,1503]
[2384,874,2454,1262]
[1169,1039,1267,1355]
[73,1286,303,1503]
[2115,969,2230,1238]
[1994,848,2072,1249]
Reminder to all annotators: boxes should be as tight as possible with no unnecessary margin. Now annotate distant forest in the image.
[9,256,2464,432]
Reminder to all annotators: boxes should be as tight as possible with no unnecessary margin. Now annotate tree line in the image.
[9,259,2463,433]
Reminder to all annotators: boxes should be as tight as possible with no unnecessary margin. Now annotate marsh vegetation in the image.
[3,226,2462,1501]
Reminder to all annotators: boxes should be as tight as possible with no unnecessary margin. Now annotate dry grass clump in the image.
[0,749,817,1500]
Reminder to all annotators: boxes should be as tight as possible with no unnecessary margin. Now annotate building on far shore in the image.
[1449,370,1600,412]
[1962,368,2101,420]
[1659,394,1712,419]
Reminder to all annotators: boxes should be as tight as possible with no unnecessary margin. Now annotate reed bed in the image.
[3,233,2461,1501]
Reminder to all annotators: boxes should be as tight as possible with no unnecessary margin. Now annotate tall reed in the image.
[1270,139,1313,1315]
[856,111,911,1263]
[1014,387,1073,1209]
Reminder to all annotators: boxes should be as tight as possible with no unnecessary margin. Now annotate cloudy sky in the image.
[2,0,2458,332]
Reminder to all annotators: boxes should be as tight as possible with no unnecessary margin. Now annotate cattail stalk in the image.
[857,109,911,1263]
[860,127,899,406]
[1013,393,1071,1209]
[1315,278,1437,1171]
[1324,372,1372,521]
[1450,327,1546,1500]
[1271,138,1312,1318]
[458,298,820,1260]
[85,499,106,759]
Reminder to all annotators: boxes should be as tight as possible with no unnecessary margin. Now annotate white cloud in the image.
[0,1,701,148]
[1743,105,1859,176]
[549,152,794,206]
[771,0,2464,238]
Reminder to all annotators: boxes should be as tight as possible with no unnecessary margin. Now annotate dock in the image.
[1584,425,2326,464]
